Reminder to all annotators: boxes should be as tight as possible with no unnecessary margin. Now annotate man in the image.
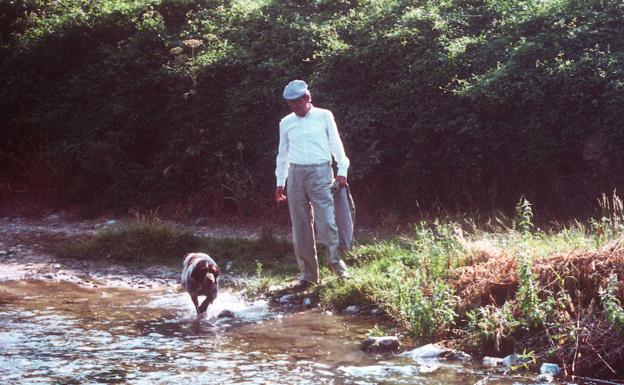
[275,79,350,291]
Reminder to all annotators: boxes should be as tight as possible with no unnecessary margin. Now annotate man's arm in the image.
[275,122,289,190]
[275,121,289,200]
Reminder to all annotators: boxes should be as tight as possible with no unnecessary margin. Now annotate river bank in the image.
[1,212,623,384]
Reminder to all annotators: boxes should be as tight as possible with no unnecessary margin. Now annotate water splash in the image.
[147,288,271,324]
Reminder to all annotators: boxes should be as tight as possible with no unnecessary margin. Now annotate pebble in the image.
[536,373,554,383]
[540,363,561,375]
[361,336,400,353]
[482,356,503,366]
[502,353,530,367]
[445,350,471,362]
[279,294,295,303]
[218,310,235,318]
[402,343,448,360]
[344,305,359,315]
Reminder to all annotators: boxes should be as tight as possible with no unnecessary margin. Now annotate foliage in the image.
[515,197,534,235]
[2,0,624,217]
[466,302,522,351]
[516,253,549,326]
[600,273,624,331]
[366,324,388,338]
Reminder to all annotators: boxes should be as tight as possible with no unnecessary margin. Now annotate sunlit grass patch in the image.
[53,219,294,273]
[55,220,200,264]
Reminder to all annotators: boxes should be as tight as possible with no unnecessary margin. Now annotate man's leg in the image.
[307,164,348,278]
[287,166,320,284]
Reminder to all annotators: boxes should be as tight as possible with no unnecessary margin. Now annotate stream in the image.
[0,216,569,385]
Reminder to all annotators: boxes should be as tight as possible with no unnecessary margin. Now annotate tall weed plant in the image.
[600,274,624,331]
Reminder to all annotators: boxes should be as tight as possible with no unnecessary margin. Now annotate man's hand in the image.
[336,176,348,187]
[275,186,287,203]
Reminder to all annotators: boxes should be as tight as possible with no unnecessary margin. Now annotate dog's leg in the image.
[197,297,213,314]
[191,295,200,314]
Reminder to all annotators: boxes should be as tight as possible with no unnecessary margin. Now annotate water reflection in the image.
[0,280,562,385]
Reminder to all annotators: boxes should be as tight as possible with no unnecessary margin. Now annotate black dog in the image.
[181,253,220,314]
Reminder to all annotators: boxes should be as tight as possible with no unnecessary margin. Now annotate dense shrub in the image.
[1,0,623,218]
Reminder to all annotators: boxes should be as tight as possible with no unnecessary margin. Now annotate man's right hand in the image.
[275,187,287,203]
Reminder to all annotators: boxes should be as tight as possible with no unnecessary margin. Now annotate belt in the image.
[290,162,331,168]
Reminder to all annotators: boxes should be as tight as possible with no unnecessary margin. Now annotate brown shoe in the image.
[291,280,315,291]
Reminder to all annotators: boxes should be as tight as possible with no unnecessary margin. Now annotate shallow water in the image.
[0,279,563,385]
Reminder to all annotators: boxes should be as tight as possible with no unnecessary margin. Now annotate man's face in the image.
[286,93,310,117]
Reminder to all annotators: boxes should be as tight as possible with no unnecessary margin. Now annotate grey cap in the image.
[283,80,308,100]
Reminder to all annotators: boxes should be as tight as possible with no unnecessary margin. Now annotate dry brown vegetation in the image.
[451,237,624,378]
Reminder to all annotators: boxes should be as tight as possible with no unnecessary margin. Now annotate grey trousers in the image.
[287,163,348,283]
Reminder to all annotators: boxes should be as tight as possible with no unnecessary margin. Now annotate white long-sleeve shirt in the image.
[275,106,350,187]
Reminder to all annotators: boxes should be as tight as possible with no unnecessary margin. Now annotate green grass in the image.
[53,219,295,275]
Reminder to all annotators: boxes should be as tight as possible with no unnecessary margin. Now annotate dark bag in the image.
[332,181,356,250]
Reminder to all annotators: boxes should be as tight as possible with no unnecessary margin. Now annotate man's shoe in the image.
[291,280,315,291]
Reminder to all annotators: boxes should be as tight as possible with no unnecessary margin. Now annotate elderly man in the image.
[275,79,349,291]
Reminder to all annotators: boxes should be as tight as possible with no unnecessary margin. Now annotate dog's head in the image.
[190,259,219,302]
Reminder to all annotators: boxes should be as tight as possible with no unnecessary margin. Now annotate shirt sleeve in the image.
[275,120,289,186]
[326,111,350,177]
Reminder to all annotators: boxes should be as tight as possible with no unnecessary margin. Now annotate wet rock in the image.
[402,343,449,360]
[361,336,400,353]
[343,305,359,315]
[106,219,117,226]
[536,373,555,383]
[501,353,531,367]
[0,250,7,256]
[302,297,313,308]
[482,356,503,367]
[539,363,560,375]
[218,310,235,318]
[444,350,471,362]
[279,294,295,303]
[46,214,61,221]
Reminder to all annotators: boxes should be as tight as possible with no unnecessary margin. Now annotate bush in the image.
[2,0,624,217]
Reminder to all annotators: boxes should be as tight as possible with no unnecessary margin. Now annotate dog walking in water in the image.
[181,253,220,315]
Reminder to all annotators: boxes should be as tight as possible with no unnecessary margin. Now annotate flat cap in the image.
[282,80,308,100]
